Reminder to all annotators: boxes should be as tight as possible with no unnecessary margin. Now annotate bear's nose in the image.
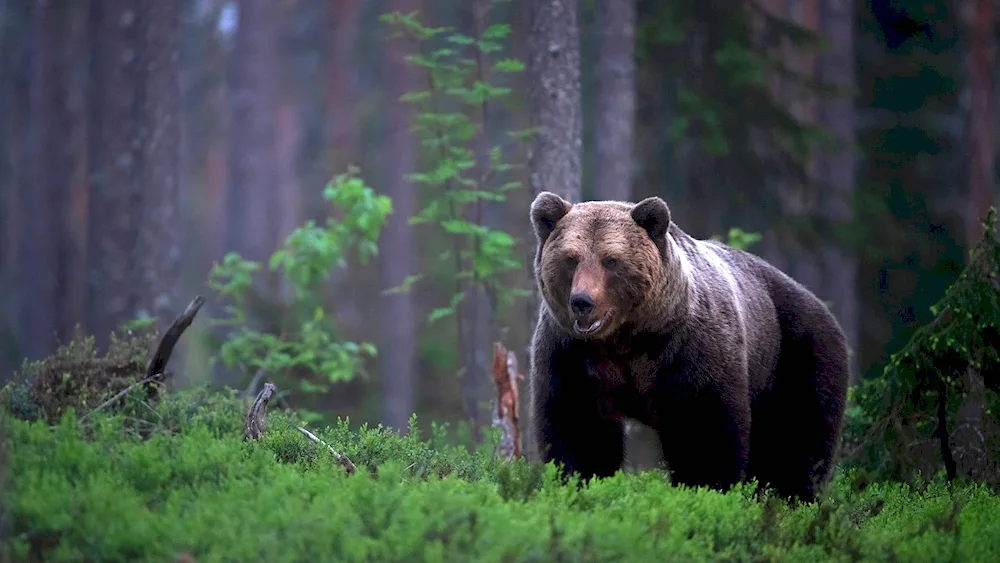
[570,293,595,317]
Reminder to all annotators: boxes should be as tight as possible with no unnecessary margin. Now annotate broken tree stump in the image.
[491,341,524,461]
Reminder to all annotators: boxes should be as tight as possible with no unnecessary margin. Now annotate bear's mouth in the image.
[573,318,603,335]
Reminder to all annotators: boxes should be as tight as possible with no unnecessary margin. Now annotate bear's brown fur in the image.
[528,191,850,502]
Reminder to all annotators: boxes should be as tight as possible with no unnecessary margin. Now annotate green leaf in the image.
[428,306,455,324]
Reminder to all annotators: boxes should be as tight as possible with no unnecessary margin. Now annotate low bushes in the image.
[2,385,1000,562]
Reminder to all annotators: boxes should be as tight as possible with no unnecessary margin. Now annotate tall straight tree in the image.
[137,0,182,327]
[326,0,365,336]
[528,0,582,206]
[593,0,635,202]
[225,0,280,264]
[963,0,996,249]
[818,0,859,381]
[87,0,182,346]
[19,0,66,360]
[378,0,420,433]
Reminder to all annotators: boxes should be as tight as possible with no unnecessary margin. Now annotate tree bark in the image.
[528,0,582,205]
[818,0,860,381]
[378,0,420,433]
[87,0,182,346]
[953,0,996,482]
[326,0,365,336]
[225,0,280,263]
[86,0,140,346]
[593,0,635,202]
[328,0,361,169]
[20,0,66,359]
[136,0,182,325]
[963,0,996,248]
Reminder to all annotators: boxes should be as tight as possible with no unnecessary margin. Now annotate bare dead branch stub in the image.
[491,341,524,460]
[144,295,206,398]
[244,367,268,408]
[244,382,276,440]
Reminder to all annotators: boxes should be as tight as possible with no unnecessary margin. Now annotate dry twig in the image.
[243,382,276,440]
[79,374,161,423]
[491,341,524,460]
[296,426,357,475]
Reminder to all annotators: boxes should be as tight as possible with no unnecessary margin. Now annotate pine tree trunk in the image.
[818,0,860,381]
[593,0,635,202]
[378,0,420,433]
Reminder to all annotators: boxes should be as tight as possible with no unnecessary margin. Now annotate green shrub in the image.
[3,389,1000,562]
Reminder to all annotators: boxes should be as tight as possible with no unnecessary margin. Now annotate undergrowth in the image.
[2,386,1000,562]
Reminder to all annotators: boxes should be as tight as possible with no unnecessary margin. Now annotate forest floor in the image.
[2,384,1000,563]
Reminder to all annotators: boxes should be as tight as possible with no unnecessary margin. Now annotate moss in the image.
[1,326,161,426]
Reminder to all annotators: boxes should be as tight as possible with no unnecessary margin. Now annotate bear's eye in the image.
[602,257,619,269]
[565,256,579,269]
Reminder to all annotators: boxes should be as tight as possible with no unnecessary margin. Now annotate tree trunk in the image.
[328,0,361,170]
[0,0,31,375]
[378,0,420,433]
[818,0,860,381]
[87,0,182,347]
[135,0,182,326]
[456,0,501,440]
[225,0,280,264]
[20,0,66,359]
[593,0,635,202]
[528,0,582,205]
[86,0,140,347]
[953,0,996,482]
[326,0,365,336]
[963,0,996,248]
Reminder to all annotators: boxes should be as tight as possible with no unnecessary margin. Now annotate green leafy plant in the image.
[207,167,392,407]
[713,226,763,251]
[378,6,532,325]
[848,207,1000,485]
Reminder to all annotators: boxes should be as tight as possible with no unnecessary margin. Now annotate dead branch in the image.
[78,374,161,423]
[491,341,524,460]
[244,368,268,410]
[296,426,357,475]
[243,382,276,440]
[144,296,206,390]
[241,381,357,475]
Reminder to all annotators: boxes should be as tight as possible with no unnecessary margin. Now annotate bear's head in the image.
[530,191,674,339]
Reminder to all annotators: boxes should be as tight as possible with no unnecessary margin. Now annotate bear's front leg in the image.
[530,364,625,481]
[655,376,751,493]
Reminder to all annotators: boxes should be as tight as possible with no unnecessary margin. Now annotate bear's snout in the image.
[570,293,595,317]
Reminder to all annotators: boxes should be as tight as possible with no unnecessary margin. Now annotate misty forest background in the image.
[0,0,996,470]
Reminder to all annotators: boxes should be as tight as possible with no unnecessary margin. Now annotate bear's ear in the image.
[631,196,672,242]
[530,191,572,243]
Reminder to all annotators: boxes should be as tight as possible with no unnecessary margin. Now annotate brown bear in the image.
[527,191,850,503]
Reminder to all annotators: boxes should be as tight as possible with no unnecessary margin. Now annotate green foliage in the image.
[207,168,390,405]
[712,226,763,251]
[5,390,1000,562]
[848,207,1000,484]
[633,0,840,247]
[379,6,532,327]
